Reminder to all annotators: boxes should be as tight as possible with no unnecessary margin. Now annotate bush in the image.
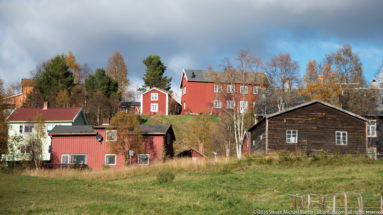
[156,171,175,184]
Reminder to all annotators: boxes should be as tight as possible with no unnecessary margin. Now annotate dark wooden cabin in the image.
[247,100,368,155]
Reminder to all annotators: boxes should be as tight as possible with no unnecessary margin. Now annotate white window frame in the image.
[151,103,158,112]
[213,100,222,109]
[183,102,186,110]
[368,120,377,137]
[226,100,235,109]
[214,84,222,93]
[227,85,235,93]
[106,130,117,142]
[253,86,260,94]
[151,93,158,101]
[61,154,70,164]
[19,125,23,133]
[105,154,116,166]
[239,101,248,113]
[183,87,186,95]
[240,86,248,94]
[138,154,150,165]
[286,130,298,143]
[336,131,347,145]
[70,154,87,164]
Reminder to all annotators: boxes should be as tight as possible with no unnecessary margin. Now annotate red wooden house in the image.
[180,69,269,114]
[49,124,175,169]
[177,144,207,160]
[140,88,181,115]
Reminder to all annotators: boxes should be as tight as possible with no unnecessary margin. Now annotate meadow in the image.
[0,156,382,215]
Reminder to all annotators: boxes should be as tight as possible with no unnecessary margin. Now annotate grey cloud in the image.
[0,0,382,90]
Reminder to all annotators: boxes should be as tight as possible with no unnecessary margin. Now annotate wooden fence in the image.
[289,193,383,214]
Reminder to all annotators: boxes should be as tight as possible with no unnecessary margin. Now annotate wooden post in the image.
[344,193,348,215]
[358,195,364,215]
[308,194,311,209]
[333,195,336,214]
[293,195,297,209]
[301,196,305,208]
[322,196,326,209]
[380,194,383,214]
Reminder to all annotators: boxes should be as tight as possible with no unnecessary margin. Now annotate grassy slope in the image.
[140,115,219,154]
[1,158,383,214]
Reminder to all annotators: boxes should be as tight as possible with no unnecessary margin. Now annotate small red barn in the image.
[50,124,175,169]
[177,145,207,160]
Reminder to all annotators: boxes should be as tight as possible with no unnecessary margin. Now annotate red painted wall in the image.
[242,134,250,155]
[180,74,262,114]
[142,89,168,115]
[51,128,168,169]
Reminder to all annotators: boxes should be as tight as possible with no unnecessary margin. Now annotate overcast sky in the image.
[1,0,383,99]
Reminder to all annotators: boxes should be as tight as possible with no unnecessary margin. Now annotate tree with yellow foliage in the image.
[107,51,129,98]
[65,51,81,84]
[299,60,341,105]
[109,112,142,166]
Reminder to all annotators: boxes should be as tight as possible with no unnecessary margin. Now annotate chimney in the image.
[199,144,204,154]
[43,102,48,110]
[371,80,377,88]
[102,118,110,126]
[228,65,233,72]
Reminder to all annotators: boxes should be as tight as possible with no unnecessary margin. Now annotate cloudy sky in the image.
[1,0,383,99]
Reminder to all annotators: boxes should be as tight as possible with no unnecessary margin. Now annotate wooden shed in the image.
[247,100,369,155]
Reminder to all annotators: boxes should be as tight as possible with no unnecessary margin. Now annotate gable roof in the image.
[141,87,169,96]
[7,107,83,122]
[177,147,207,158]
[140,124,175,140]
[180,69,269,87]
[50,125,96,135]
[248,100,368,132]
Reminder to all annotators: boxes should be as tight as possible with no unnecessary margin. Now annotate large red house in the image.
[180,69,269,114]
[49,124,175,169]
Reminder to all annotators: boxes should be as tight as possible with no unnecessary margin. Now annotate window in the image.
[226,100,235,109]
[214,84,222,93]
[183,102,186,110]
[20,145,31,154]
[138,154,150,165]
[368,120,377,137]
[183,87,186,95]
[19,125,23,133]
[106,130,117,142]
[239,101,248,113]
[336,131,347,145]
[105,154,116,166]
[61,154,69,164]
[240,86,248,94]
[213,100,222,109]
[151,103,158,112]
[24,125,34,133]
[286,130,298,143]
[227,85,235,93]
[151,93,158,101]
[253,86,260,94]
[71,154,87,164]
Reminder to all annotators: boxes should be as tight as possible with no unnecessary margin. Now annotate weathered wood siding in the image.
[266,103,367,154]
[250,120,266,154]
[367,116,383,157]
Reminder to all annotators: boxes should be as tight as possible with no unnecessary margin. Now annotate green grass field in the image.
[1,157,382,214]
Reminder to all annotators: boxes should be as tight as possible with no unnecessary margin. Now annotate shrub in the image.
[156,171,175,184]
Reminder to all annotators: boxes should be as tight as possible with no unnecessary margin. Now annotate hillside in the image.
[1,157,382,214]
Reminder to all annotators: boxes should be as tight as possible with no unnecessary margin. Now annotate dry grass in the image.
[20,157,237,181]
